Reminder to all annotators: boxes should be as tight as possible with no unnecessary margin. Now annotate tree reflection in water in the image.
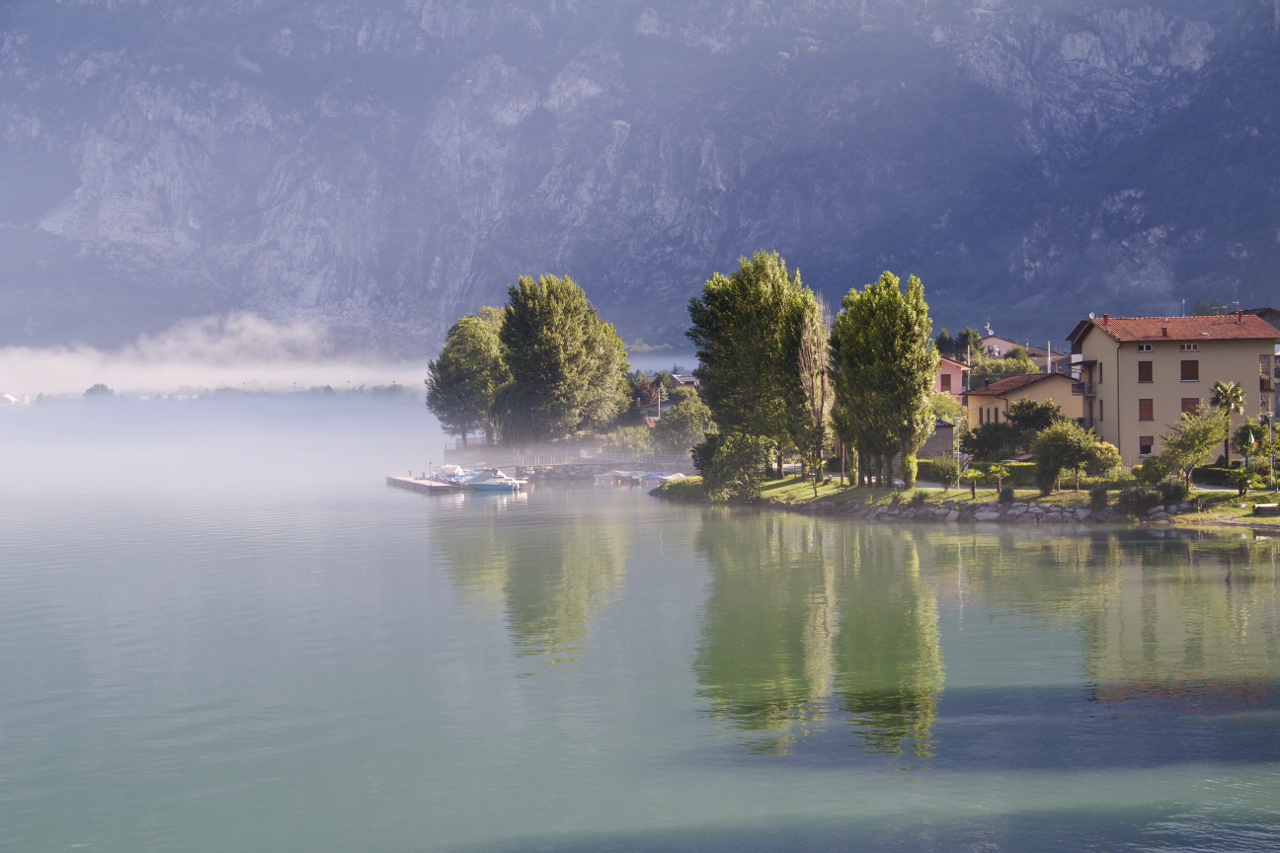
[693,515,942,756]
[436,490,630,665]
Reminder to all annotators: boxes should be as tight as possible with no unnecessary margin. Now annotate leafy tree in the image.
[1088,441,1122,479]
[703,432,775,502]
[686,251,808,474]
[1231,418,1271,470]
[987,463,1009,492]
[602,425,653,455]
[1191,298,1227,316]
[931,455,960,490]
[1006,399,1062,435]
[961,421,1020,461]
[1210,380,1246,466]
[630,372,660,406]
[935,328,956,360]
[652,395,715,454]
[426,308,506,444]
[930,392,965,431]
[494,275,630,444]
[1159,403,1228,485]
[830,271,939,488]
[84,383,115,398]
[787,291,834,493]
[1031,420,1095,494]
[957,327,983,363]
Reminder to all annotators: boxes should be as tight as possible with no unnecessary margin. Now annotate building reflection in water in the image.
[436,490,629,665]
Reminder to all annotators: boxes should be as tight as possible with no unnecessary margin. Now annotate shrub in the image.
[702,432,774,502]
[691,433,726,478]
[928,456,960,490]
[998,485,1015,504]
[909,490,927,506]
[1089,483,1110,510]
[1133,456,1169,485]
[1117,484,1163,516]
[899,453,918,489]
[1155,478,1188,505]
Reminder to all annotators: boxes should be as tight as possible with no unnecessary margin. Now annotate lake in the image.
[2,397,1278,852]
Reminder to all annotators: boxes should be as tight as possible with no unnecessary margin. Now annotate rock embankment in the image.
[656,487,1204,526]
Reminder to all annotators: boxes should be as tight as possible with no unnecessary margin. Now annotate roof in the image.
[965,372,1072,398]
[938,355,970,370]
[1066,314,1279,344]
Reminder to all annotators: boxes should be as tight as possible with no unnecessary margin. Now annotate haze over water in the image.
[2,398,1279,852]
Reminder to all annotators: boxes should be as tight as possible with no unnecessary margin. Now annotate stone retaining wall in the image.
[517,463,612,481]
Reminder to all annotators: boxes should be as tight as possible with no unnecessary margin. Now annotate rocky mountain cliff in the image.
[0,0,1275,354]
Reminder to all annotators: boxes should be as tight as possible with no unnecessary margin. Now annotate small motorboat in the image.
[466,468,529,492]
[435,464,474,486]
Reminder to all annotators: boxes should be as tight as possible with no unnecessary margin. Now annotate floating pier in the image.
[386,476,459,495]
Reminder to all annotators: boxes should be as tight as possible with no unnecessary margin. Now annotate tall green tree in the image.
[786,291,834,491]
[652,394,715,454]
[493,274,630,444]
[830,272,940,488]
[426,307,506,444]
[1210,380,1246,466]
[1030,420,1095,494]
[686,251,809,473]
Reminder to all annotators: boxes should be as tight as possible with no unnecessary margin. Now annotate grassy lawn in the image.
[661,474,1280,521]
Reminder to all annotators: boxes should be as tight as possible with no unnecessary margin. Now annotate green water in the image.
[2,400,1278,851]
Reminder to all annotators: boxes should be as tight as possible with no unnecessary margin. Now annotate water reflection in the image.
[693,517,943,755]
[436,489,630,664]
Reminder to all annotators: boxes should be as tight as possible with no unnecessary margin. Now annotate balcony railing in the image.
[1071,382,1095,396]
[1262,378,1274,393]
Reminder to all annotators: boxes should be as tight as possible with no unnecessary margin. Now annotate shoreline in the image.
[652,484,1280,532]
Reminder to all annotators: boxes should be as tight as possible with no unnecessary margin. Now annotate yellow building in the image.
[1065,312,1279,468]
[964,372,1082,432]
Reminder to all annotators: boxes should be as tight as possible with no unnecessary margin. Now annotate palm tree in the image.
[1210,380,1246,466]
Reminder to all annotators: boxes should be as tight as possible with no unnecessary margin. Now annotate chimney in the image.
[1161,326,1168,337]
[1237,309,1244,324]
[1102,314,1109,325]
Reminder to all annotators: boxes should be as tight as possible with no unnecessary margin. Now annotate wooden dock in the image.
[386,476,460,495]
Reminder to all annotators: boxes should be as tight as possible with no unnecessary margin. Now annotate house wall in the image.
[1079,331,1276,468]
[934,361,967,399]
[964,375,1081,431]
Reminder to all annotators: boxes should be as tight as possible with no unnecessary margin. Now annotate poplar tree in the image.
[829,272,939,487]
[493,274,630,444]
[426,307,506,444]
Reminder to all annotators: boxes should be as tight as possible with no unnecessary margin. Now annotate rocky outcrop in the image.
[0,1,1274,352]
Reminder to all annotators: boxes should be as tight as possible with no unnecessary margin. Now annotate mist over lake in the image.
[2,398,1278,852]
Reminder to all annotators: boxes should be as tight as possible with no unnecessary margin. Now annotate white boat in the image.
[466,468,529,492]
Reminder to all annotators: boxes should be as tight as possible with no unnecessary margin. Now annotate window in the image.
[1137,344,1152,352]
[1263,355,1273,392]
[1180,343,1199,352]
[1138,361,1153,382]
[940,373,951,392]
[1139,436,1155,456]
[1181,398,1199,414]
[1099,400,1103,421]
[1139,399,1154,421]
[1099,363,1103,383]
[1181,360,1199,381]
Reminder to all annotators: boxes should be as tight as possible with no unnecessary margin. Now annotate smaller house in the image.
[934,356,969,400]
[918,419,956,460]
[1024,344,1072,375]
[1245,307,1280,334]
[964,373,1082,431]
[670,374,699,388]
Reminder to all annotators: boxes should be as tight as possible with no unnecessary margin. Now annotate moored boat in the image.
[465,468,529,491]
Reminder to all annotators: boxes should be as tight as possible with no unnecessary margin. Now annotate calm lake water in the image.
[2,398,1279,852]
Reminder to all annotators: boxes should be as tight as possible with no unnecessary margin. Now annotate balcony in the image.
[1072,382,1095,396]
[1263,377,1274,393]
[1075,417,1096,430]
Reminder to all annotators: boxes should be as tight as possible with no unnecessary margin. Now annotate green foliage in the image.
[426,308,506,444]
[494,274,630,444]
[1005,399,1062,434]
[1133,456,1169,485]
[786,289,834,487]
[957,327,983,361]
[691,433,725,479]
[1231,417,1272,465]
[1156,478,1189,505]
[961,421,1019,461]
[899,453,918,489]
[1117,485,1162,516]
[703,433,775,502]
[685,251,808,451]
[1089,483,1109,510]
[1088,441,1122,479]
[927,455,960,489]
[602,425,653,455]
[930,392,965,432]
[998,484,1015,504]
[652,395,715,454]
[1031,420,1095,495]
[830,270,939,486]
[968,348,1041,385]
[84,383,114,398]
[1159,402,1229,483]
[1210,380,1246,466]
[1191,298,1228,316]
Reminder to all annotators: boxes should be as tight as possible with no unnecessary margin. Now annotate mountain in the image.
[0,0,1275,355]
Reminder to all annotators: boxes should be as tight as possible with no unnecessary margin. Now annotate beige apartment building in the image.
[1065,312,1279,468]
[964,372,1081,432]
